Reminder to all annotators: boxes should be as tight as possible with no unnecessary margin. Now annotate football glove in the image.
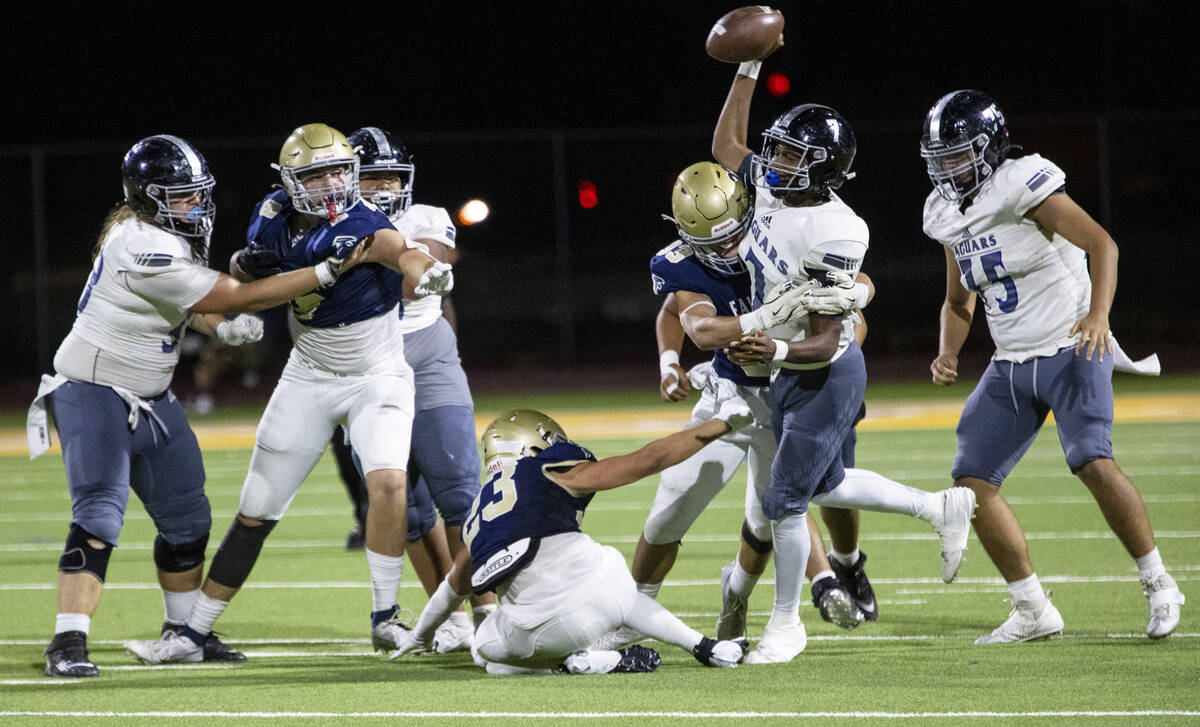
[215,314,264,346]
[414,261,454,296]
[387,630,434,659]
[801,271,869,315]
[232,244,284,279]
[739,279,818,332]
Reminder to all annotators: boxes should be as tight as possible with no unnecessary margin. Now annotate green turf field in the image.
[1,381,1198,725]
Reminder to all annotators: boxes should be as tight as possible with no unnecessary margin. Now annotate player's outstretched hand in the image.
[216,314,264,346]
[232,243,284,279]
[930,353,958,386]
[388,631,434,659]
[415,261,454,296]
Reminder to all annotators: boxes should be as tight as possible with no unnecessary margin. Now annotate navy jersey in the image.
[243,190,404,328]
[650,241,768,386]
[462,441,596,593]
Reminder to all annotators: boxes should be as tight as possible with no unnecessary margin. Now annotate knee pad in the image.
[207,519,278,589]
[153,533,209,573]
[59,523,114,583]
[741,520,773,554]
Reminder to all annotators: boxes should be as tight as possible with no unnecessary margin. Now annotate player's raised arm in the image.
[362,227,454,297]
[708,7,785,169]
[190,242,367,315]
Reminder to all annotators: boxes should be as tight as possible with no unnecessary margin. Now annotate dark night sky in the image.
[7,1,1199,144]
[3,1,1199,386]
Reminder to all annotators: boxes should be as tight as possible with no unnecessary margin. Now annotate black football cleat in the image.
[45,631,98,678]
[611,644,662,673]
[811,575,864,629]
[830,551,878,621]
[345,527,366,551]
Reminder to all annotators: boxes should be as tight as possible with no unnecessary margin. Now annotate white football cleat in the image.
[588,624,645,651]
[371,607,413,652]
[716,562,749,641]
[928,487,977,583]
[124,631,203,664]
[433,611,475,653]
[744,614,807,664]
[1142,572,1185,639]
[974,595,1063,644]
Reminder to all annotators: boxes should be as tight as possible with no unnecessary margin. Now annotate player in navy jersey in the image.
[390,408,754,674]
[920,90,1183,642]
[34,134,369,677]
[125,124,454,666]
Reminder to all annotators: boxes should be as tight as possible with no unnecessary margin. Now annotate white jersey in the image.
[393,204,457,334]
[53,217,219,397]
[923,154,1089,362]
[287,309,408,377]
[738,191,869,369]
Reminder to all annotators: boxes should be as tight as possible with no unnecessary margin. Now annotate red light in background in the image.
[577,180,598,209]
[766,72,791,97]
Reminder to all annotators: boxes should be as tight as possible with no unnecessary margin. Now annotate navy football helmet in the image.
[121,135,216,239]
[751,104,857,203]
[348,126,415,218]
[920,90,1012,202]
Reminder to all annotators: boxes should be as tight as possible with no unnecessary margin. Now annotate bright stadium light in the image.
[457,199,490,226]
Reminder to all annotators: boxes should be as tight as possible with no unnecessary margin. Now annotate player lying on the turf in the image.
[389,406,753,674]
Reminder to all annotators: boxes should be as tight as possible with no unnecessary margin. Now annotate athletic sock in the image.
[365,548,405,614]
[636,581,662,600]
[622,593,704,650]
[829,548,860,567]
[815,468,927,518]
[1135,547,1166,580]
[727,560,759,599]
[185,592,229,641]
[472,604,497,628]
[55,613,90,636]
[811,569,836,585]
[770,513,811,616]
[1008,573,1048,611]
[163,588,200,626]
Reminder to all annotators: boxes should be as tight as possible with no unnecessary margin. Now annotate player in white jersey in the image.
[712,57,976,663]
[32,135,369,677]
[124,124,454,666]
[349,125,492,652]
[921,90,1183,643]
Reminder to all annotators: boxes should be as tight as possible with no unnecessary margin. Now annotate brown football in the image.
[706,6,785,63]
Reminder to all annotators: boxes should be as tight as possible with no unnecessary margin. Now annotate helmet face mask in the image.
[480,409,568,475]
[122,135,216,241]
[276,124,360,220]
[668,161,752,275]
[920,90,1011,202]
[751,104,856,204]
[347,127,415,219]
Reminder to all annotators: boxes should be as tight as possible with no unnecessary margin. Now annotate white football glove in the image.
[388,630,434,659]
[801,271,869,315]
[712,379,753,430]
[414,261,454,296]
[739,279,819,332]
[215,314,264,346]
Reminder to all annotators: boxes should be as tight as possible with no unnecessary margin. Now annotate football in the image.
[705,6,785,63]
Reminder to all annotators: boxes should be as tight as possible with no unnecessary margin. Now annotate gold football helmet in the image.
[481,409,568,474]
[667,161,752,274]
[275,123,359,219]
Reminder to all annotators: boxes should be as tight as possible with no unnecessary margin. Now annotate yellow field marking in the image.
[4,393,1198,456]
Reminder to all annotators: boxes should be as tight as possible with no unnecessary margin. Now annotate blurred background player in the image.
[346,125,490,651]
[712,50,977,662]
[390,409,752,675]
[920,89,1183,642]
[34,134,366,677]
[124,123,453,666]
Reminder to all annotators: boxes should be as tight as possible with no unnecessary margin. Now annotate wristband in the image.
[314,260,336,286]
[659,350,680,379]
[737,60,762,80]
[772,339,789,362]
[738,311,762,334]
